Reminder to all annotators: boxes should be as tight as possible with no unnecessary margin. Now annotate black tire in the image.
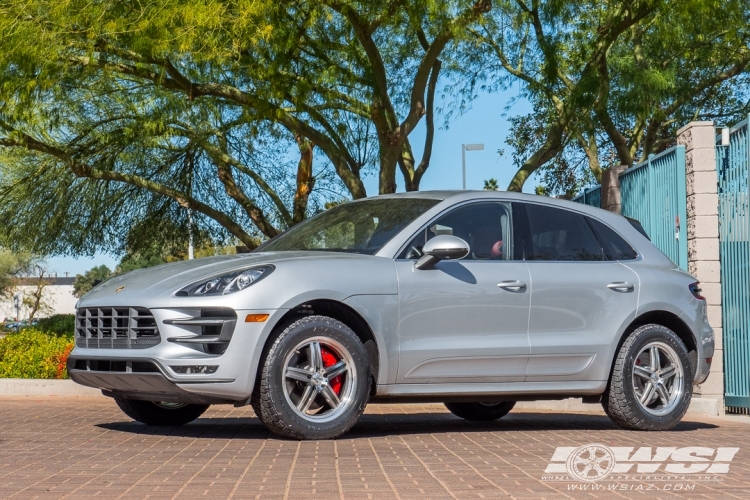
[114,397,209,426]
[252,315,371,440]
[603,324,692,431]
[444,401,516,421]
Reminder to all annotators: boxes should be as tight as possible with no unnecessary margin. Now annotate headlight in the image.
[176,265,274,296]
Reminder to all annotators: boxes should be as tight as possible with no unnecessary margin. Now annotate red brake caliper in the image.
[320,347,343,395]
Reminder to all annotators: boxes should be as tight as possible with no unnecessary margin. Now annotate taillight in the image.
[689,282,706,300]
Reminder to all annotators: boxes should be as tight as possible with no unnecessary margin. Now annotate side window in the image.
[520,203,604,261]
[399,202,513,260]
[587,218,638,260]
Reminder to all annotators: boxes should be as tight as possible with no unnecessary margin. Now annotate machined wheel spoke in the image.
[286,366,313,383]
[310,342,324,371]
[655,383,671,406]
[640,382,655,404]
[283,336,358,422]
[324,360,348,379]
[296,385,317,412]
[649,346,660,371]
[632,341,684,416]
[660,365,677,380]
[320,385,341,409]
[633,365,652,379]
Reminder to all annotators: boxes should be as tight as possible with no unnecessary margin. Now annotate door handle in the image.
[607,282,634,293]
[497,280,527,292]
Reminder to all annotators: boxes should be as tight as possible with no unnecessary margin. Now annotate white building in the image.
[1,277,77,321]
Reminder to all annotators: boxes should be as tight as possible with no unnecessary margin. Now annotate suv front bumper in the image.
[68,307,287,404]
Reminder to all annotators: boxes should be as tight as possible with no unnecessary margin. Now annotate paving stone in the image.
[0,398,749,499]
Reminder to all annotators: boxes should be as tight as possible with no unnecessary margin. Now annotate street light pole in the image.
[462,144,466,190]
[462,143,485,189]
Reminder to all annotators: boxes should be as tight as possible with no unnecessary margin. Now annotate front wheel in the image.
[114,397,209,426]
[603,324,692,431]
[252,315,371,440]
[444,401,516,421]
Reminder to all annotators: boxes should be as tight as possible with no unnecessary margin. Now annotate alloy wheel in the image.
[282,336,357,423]
[631,341,685,416]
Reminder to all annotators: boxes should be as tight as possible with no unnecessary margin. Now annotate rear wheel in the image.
[114,397,209,426]
[444,401,516,421]
[603,324,692,430]
[252,315,371,440]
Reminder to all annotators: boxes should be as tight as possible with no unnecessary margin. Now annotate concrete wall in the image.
[0,285,77,321]
[676,121,723,413]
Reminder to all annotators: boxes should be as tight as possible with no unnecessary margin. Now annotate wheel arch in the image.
[608,310,698,385]
[254,299,380,396]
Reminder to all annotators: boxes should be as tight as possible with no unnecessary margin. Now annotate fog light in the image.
[171,365,218,375]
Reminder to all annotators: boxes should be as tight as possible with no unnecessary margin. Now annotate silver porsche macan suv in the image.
[69,191,714,439]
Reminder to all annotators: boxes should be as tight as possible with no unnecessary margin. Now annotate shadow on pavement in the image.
[96,411,718,439]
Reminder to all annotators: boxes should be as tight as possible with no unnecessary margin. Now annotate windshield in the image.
[258,198,441,255]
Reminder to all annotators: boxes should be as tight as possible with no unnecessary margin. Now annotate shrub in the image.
[0,329,74,379]
[33,314,75,337]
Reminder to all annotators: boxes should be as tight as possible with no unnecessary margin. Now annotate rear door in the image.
[515,202,639,383]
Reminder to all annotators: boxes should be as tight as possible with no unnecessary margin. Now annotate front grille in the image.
[72,359,160,373]
[75,307,160,349]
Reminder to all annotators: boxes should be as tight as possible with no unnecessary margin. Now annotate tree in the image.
[0,250,33,299]
[460,0,750,192]
[0,0,493,256]
[483,178,499,190]
[22,264,53,321]
[591,0,750,167]
[73,265,113,299]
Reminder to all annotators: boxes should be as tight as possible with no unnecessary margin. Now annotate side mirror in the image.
[415,235,470,270]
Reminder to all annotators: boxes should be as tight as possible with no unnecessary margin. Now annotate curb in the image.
[0,379,103,397]
[517,396,720,416]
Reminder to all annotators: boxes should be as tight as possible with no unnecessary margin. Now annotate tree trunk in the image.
[293,134,315,224]
[378,145,400,194]
[507,128,564,192]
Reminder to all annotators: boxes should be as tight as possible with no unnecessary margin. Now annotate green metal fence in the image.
[619,146,689,271]
[718,116,750,409]
[571,186,601,208]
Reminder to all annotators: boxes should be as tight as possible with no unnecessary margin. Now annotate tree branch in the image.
[0,128,258,247]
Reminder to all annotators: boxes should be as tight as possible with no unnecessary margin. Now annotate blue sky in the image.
[46,88,534,277]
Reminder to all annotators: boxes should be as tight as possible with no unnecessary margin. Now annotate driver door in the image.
[395,201,531,383]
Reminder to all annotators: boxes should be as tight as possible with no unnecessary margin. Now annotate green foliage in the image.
[457,0,750,192]
[483,178,499,191]
[33,314,75,337]
[0,329,74,379]
[0,249,33,298]
[504,113,596,197]
[73,265,112,298]
[0,0,491,257]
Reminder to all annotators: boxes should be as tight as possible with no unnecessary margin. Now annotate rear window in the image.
[521,203,604,261]
[626,217,650,240]
[587,218,638,261]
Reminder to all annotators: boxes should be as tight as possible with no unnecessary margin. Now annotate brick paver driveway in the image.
[1,398,749,499]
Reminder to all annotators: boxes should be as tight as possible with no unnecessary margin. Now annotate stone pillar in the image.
[600,164,629,213]
[677,121,723,414]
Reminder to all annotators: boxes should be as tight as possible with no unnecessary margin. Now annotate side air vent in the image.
[75,307,160,349]
[164,308,237,355]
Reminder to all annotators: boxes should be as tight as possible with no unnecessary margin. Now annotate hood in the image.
[77,251,391,308]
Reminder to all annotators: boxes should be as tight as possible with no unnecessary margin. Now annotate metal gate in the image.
[718,116,750,409]
[619,146,689,271]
